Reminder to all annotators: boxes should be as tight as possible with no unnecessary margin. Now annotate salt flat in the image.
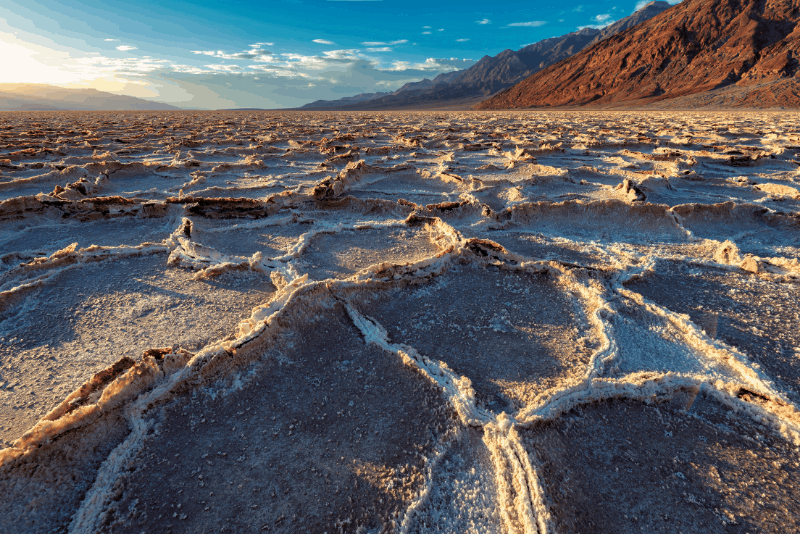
[0,110,798,533]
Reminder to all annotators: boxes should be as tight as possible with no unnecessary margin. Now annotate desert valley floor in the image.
[0,111,799,533]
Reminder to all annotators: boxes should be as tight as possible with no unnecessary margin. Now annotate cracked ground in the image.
[0,111,799,533]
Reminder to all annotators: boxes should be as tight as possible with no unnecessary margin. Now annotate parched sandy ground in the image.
[0,110,798,533]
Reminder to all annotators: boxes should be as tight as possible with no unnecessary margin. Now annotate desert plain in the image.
[0,110,799,533]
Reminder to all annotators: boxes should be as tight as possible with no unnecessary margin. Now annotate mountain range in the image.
[0,84,179,111]
[477,0,800,109]
[300,1,673,110]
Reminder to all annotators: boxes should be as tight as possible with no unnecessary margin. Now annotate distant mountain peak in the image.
[0,84,179,111]
[476,0,800,109]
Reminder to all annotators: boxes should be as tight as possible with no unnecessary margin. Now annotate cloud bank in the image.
[15,40,475,108]
[505,21,547,28]
[0,21,477,109]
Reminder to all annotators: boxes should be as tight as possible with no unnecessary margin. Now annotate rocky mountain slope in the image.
[0,84,179,111]
[299,1,671,110]
[586,1,675,46]
[477,0,800,109]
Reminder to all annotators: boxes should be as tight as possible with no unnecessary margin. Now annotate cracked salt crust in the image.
[0,111,798,533]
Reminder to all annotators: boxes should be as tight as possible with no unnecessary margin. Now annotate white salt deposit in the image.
[0,111,798,533]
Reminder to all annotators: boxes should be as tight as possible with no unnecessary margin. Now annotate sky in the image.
[0,0,675,109]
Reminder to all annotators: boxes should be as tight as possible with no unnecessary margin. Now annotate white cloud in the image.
[312,39,336,45]
[366,47,393,52]
[423,25,431,29]
[192,49,276,62]
[321,49,360,60]
[437,28,444,31]
[506,21,547,27]
[70,54,201,77]
[116,45,137,51]
[248,65,307,78]
[250,42,274,47]
[476,18,491,24]
[387,57,474,72]
[422,31,431,34]
[578,13,615,29]
[104,38,119,42]
[204,64,245,73]
[456,38,470,42]
[361,39,407,45]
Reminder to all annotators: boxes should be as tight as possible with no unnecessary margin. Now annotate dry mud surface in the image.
[0,110,799,533]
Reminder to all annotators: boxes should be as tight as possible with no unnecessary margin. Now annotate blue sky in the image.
[0,0,672,108]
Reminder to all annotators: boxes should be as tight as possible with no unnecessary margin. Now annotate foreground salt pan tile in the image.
[98,294,457,534]
[520,394,800,533]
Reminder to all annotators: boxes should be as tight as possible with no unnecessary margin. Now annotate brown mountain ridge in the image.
[476,0,800,109]
[300,1,671,110]
[0,84,179,111]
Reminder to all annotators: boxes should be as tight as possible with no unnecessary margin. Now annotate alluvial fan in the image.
[0,110,799,533]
